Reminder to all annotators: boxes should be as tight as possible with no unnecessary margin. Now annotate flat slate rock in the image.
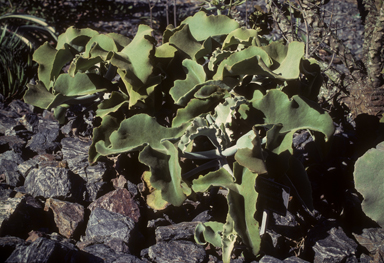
[85,207,141,252]
[5,237,81,263]
[155,221,199,242]
[24,166,83,200]
[148,240,206,263]
[312,226,358,263]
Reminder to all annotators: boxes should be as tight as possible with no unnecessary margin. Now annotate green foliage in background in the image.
[0,11,57,101]
[24,11,334,262]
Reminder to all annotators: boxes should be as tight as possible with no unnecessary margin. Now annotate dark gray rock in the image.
[26,117,60,154]
[5,237,81,263]
[353,228,384,254]
[192,210,213,223]
[283,256,310,262]
[61,137,111,202]
[0,195,48,238]
[0,184,12,197]
[24,166,83,200]
[259,255,283,262]
[312,226,358,263]
[148,240,206,263]
[0,236,26,262]
[0,135,25,153]
[81,243,146,263]
[155,221,199,242]
[0,150,24,187]
[85,207,139,247]
[0,110,19,135]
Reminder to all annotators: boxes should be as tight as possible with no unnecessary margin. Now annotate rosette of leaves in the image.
[24,11,334,262]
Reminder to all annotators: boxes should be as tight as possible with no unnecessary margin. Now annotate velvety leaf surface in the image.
[169,24,202,59]
[354,141,384,227]
[139,141,190,207]
[251,90,334,143]
[213,46,272,80]
[195,222,224,248]
[181,11,240,41]
[53,73,109,96]
[89,115,121,163]
[24,82,55,109]
[222,28,259,50]
[56,26,98,50]
[170,59,206,106]
[95,114,189,156]
[96,92,129,118]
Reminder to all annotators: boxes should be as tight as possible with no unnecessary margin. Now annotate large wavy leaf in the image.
[94,114,189,156]
[181,11,239,42]
[139,141,191,207]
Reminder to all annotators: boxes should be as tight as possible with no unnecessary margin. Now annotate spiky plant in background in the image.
[0,25,36,102]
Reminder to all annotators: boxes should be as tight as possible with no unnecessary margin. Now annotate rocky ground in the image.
[1,0,384,262]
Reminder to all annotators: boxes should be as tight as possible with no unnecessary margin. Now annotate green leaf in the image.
[213,46,272,80]
[172,84,228,127]
[229,163,260,256]
[33,43,57,89]
[83,34,118,58]
[261,40,288,66]
[192,163,261,260]
[195,222,224,248]
[222,28,260,50]
[120,24,155,83]
[23,82,55,109]
[143,170,169,210]
[96,91,129,118]
[53,73,109,96]
[235,129,267,174]
[56,26,98,51]
[251,90,334,143]
[272,41,304,79]
[106,32,131,50]
[170,59,206,106]
[89,115,122,164]
[139,141,190,207]
[94,114,189,156]
[181,11,240,42]
[169,24,202,59]
[354,141,384,227]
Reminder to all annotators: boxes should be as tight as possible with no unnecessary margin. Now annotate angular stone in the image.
[155,221,199,242]
[313,226,358,263]
[0,236,26,262]
[88,188,140,223]
[112,175,127,189]
[259,255,283,263]
[148,240,206,263]
[5,237,82,263]
[0,110,18,135]
[26,230,47,242]
[85,207,138,244]
[0,195,47,238]
[24,166,83,200]
[81,243,146,263]
[283,256,310,262]
[353,228,384,254]
[26,117,60,154]
[44,198,85,239]
[0,136,25,153]
[0,196,24,230]
[61,137,110,202]
[192,210,213,223]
